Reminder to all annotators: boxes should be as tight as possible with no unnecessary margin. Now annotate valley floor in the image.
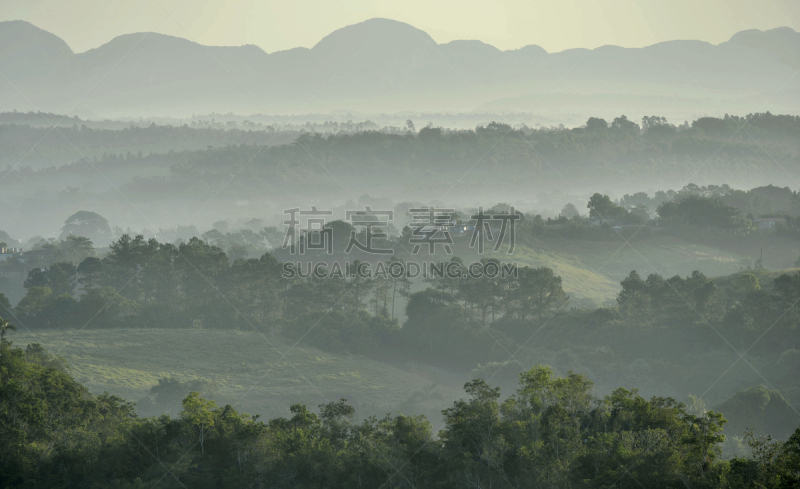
[12,328,466,425]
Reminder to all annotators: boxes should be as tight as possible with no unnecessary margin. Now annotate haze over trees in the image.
[4,221,799,442]
[1,12,799,485]
[2,111,799,240]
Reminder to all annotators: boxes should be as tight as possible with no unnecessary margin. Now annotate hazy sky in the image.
[2,0,798,53]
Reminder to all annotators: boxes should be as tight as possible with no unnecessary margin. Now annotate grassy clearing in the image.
[447,234,748,304]
[12,328,466,423]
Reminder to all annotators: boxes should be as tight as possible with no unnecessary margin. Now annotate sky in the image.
[1,0,798,54]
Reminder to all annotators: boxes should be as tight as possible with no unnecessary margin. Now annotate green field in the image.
[441,234,753,304]
[12,328,466,424]
[8,233,798,431]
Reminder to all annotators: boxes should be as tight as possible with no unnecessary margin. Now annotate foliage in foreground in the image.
[1,340,799,488]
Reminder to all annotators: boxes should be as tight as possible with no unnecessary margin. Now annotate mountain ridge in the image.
[0,18,798,117]
[4,18,795,57]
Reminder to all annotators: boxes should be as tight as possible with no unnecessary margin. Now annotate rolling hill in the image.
[10,328,467,427]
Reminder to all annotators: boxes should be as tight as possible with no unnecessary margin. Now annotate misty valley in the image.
[1,11,800,489]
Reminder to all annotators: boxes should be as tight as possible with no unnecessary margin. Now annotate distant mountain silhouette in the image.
[0,18,797,117]
[727,26,800,68]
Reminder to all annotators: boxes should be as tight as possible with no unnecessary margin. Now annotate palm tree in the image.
[0,316,16,342]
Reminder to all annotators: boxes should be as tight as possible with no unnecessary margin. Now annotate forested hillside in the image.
[2,339,799,488]
[3,225,799,433]
[4,7,799,487]
[3,111,799,241]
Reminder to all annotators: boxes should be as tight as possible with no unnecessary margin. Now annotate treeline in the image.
[8,233,552,367]
[0,120,299,169]
[7,180,797,260]
[522,184,799,244]
[619,184,800,220]
[4,112,798,195]
[133,112,800,195]
[2,339,799,488]
[8,232,800,368]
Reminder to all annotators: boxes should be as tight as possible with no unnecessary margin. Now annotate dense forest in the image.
[0,110,392,169]
[3,112,799,196]
[4,9,799,487]
[2,338,799,488]
[4,111,799,244]
[2,112,800,487]
[2,192,799,449]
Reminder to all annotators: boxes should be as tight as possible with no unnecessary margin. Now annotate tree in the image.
[611,115,639,134]
[23,268,49,289]
[418,125,443,141]
[387,256,412,320]
[585,117,608,132]
[459,258,505,326]
[0,316,16,342]
[181,391,217,454]
[76,256,103,288]
[345,259,374,311]
[441,379,505,488]
[506,266,569,321]
[60,235,96,263]
[657,195,741,229]
[560,203,580,219]
[0,292,12,315]
[683,411,727,479]
[731,273,761,298]
[59,211,114,244]
[587,193,626,220]
[45,262,77,297]
[319,398,355,447]
[16,286,53,319]
[641,115,669,130]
